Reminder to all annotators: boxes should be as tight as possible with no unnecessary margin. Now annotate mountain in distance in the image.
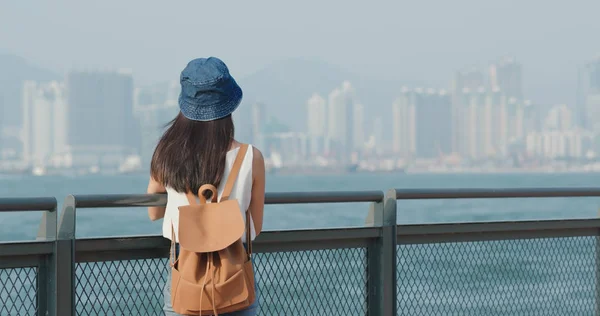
[236,57,423,138]
[0,53,61,126]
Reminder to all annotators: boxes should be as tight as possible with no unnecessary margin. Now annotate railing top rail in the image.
[395,187,600,200]
[264,191,384,204]
[0,197,57,212]
[69,190,384,208]
[397,218,600,234]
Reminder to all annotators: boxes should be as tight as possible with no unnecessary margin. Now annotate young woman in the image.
[146,57,265,316]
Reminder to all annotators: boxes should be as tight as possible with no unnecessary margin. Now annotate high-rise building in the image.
[544,104,573,132]
[522,101,542,134]
[460,88,487,160]
[263,132,307,165]
[506,97,525,145]
[488,58,523,156]
[489,57,523,100]
[587,57,600,93]
[372,116,383,155]
[587,94,600,132]
[342,82,355,162]
[393,87,451,159]
[392,87,416,157]
[306,93,326,155]
[457,87,515,160]
[326,81,356,162]
[21,81,36,163]
[480,87,494,158]
[576,66,587,129]
[452,58,524,158]
[526,129,589,159]
[417,89,452,159]
[489,89,509,157]
[354,103,365,151]
[251,103,266,150]
[0,95,4,158]
[451,68,485,156]
[21,81,68,167]
[327,87,343,154]
[581,57,600,131]
[453,68,485,91]
[66,70,138,168]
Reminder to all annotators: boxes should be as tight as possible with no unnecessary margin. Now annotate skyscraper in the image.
[461,88,483,160]
[453,68,485,91]
[0,95,4,158]
[392,87,416,157]
[451,68,485,156]
[489,57,523,100]
[393,87,452,159]
[306,93,326,155]
[326,81,356,162]
[354,103,365,151]
[327,87,343,154]
[489,89,509,157]
[67,70,137,168]
[544,104,573,132]
[588,57,600,93]
[582,57,600,131]
[372,116,383,155]
[251,102,266,150]
[505,97,525,146]
[415,89,452,159]
[21,81,68,167]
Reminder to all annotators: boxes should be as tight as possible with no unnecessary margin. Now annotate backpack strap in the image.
[246,210,253,256]
[221,144,249,201]
[169,223,178,267]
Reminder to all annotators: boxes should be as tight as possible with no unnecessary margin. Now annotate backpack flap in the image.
[178,200,245,253]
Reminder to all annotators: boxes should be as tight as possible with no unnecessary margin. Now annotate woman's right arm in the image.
[248,147,265,235]
[147,176,166,221]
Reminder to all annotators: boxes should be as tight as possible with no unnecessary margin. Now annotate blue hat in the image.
[178,57,243,121]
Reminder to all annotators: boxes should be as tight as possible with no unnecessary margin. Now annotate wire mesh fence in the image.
[76,258,169,316]
[5,236,600,315]
[397,236,599,315]
[73,247,368,315]
[254,248,368,315]
[0,267,38,316]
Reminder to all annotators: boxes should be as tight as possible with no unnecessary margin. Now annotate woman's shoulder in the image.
[234,142,263,163]
[250,145,263,162]
[246,144,265,175]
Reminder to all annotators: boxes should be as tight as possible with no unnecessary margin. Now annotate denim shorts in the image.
[163,243,260,316]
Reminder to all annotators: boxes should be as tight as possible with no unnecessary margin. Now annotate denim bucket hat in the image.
[178,57,243,121]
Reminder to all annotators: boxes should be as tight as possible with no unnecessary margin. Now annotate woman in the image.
[146,57,265,316]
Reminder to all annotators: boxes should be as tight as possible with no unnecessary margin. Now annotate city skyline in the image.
[2,54,600,175]
[3,1,600,105]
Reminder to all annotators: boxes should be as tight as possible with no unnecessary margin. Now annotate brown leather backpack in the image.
[169,144,256,315]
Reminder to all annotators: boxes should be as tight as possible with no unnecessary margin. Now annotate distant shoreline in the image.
[3,164,600,177]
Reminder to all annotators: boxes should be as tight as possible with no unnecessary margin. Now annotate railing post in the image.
[596,226,600,316]
[56,195,76,316]
[36,202,57,316]
[365,189,397,316]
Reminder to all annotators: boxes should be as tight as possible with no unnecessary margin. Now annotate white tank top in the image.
[162,144,255,243]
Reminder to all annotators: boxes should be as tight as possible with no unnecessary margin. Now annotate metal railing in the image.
[2,188,600,315]
[394,188,600,315]
[0,197,57,316]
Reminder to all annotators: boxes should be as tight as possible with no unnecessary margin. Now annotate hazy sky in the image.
[2,0,600,105]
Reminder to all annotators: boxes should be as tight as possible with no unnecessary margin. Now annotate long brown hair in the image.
[150,112,234,198]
